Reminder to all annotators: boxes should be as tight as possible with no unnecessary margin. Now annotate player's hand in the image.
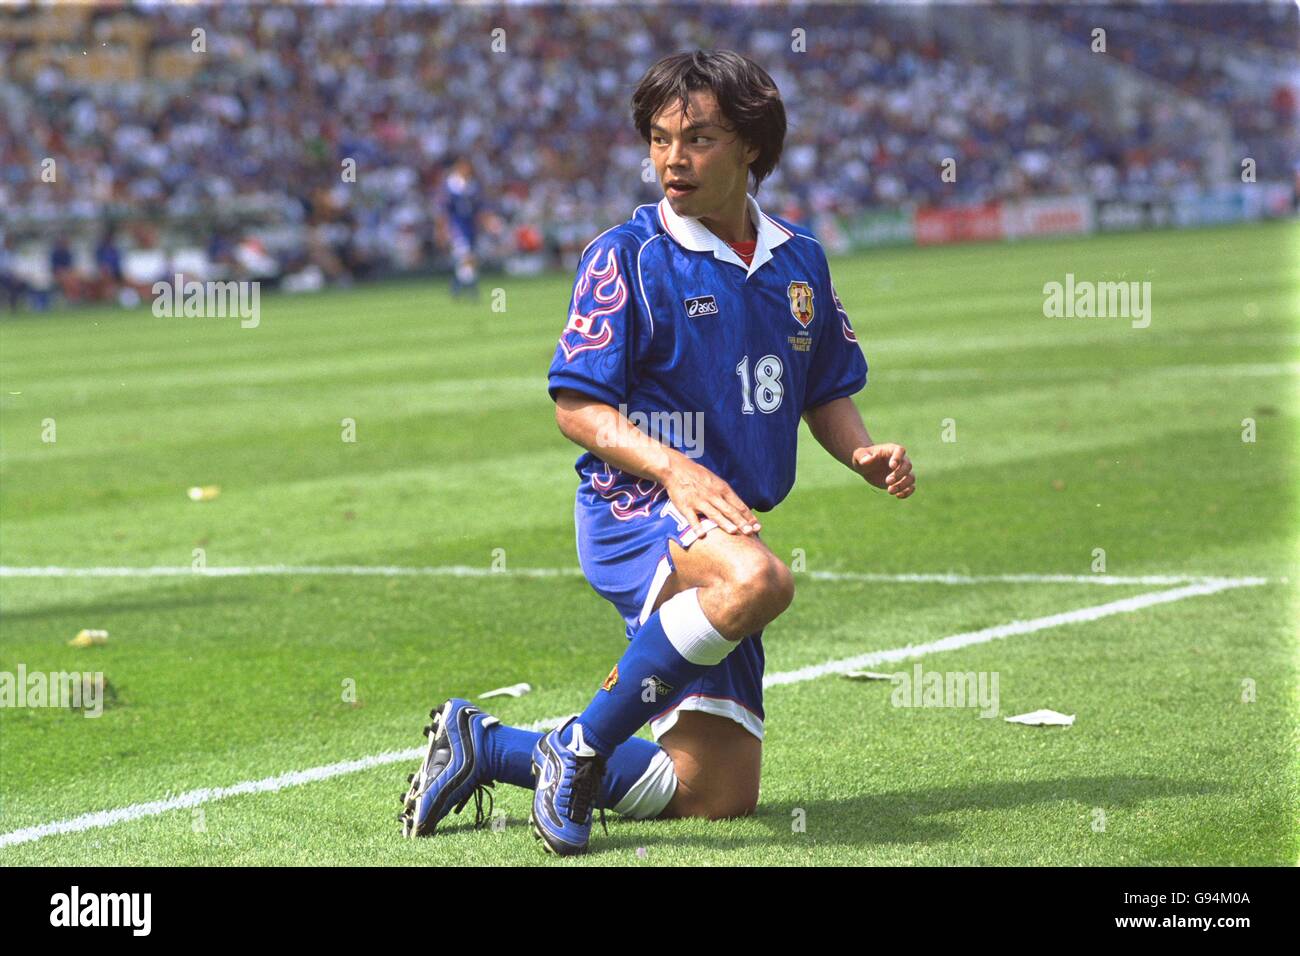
[662,456,762,537]
[852,444,914,499]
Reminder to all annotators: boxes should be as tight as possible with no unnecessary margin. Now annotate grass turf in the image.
[0,221,1296,865]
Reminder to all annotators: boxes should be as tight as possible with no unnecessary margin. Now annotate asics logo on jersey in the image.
[684,294,719,317]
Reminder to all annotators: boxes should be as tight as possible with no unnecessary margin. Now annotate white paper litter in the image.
[69,628,109,648]
[479,682,532,700]
[842,670,895,681]
[1004,709,1075,726]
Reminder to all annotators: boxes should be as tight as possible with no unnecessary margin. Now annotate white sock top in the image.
[658,587,735,666]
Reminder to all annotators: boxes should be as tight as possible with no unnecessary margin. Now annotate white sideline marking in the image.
[0,565,583,580]
[0,714,562,851]
[0,576,1265,850]
[763,577,1255,687]
[897,361,1300,383]
[0,565,1270,587]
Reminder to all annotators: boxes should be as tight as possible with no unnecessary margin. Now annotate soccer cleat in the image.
[399,698,500,838]
[529,718,608,856]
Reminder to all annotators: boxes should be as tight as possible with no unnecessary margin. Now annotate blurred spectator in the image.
[49,237,82,304]
[0,233,31,311]
[92,225,124,303]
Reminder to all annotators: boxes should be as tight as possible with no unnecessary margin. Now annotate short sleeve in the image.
[804,282,868,410]
[547,238,646,407]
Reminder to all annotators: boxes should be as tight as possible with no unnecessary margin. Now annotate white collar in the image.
[656,193,794,278]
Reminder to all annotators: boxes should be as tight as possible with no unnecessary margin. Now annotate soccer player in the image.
[441,156,483,300]
[400,50,914,855]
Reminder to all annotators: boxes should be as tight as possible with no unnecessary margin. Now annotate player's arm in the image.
[554,388,762,536]
[803,397,915,499]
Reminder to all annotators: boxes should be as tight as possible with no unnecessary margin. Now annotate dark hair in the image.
[632,50,786,192]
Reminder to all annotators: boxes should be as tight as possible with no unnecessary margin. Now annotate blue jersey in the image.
[547,194,868,513]
[444,172,480,243]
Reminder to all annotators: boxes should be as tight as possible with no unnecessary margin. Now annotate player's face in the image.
[649,90,759,220]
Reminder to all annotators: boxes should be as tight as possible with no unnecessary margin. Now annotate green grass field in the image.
[1,222,1296,865]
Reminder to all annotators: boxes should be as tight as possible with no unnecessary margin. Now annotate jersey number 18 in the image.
[736,354,784,414]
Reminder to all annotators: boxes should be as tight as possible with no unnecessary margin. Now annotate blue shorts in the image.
[449,226,475,263]
[574,466,766,742]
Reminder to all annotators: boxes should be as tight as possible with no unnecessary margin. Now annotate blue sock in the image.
[565,599,722,757]
[598,735,663,811]
[483,724,667,812]
[483,724,540,789]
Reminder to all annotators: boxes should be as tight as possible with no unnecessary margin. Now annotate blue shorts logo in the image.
[684,295,719,318]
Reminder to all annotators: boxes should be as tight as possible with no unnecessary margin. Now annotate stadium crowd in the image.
[1040,4,1297,183]
[1,2,1295,307]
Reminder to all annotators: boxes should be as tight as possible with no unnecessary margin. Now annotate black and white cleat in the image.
[399,703,448,838]
[397,697,498,840]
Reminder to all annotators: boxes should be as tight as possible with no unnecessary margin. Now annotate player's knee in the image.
[729,551,794,618]
[769,559,796,613]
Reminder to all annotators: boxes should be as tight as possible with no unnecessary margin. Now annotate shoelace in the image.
[453,780,495,829]
[568,755,609,835]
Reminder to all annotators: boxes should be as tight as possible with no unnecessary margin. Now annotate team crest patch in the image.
[684,294,718,318]
[788,280,814,328]
[601,664,619,692]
